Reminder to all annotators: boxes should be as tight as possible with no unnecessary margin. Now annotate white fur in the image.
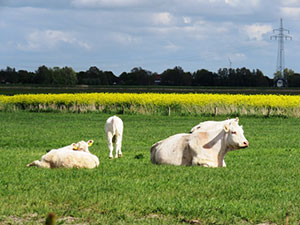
[105,115,123,158]
[151,120,248,168]
[190,118,237,133]
[27,140,99,169]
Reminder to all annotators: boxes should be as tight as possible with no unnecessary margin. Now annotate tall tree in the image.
[119,67,154,85]
[52,67,77,85]
[18,70,35,84]
[193,69,216,86]
[3,66,18,83]
[161,66,192,86]
[35,65,52,84]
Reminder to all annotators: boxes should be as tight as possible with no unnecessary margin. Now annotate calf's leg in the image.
[115,135,122,158]
[27,160,51,168]
[106,133,114,158]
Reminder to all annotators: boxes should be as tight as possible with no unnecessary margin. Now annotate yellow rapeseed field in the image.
[1,93,300,116]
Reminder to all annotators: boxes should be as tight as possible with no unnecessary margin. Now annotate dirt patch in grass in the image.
[0,214,85,225]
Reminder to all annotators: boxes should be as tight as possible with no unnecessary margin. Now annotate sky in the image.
[1,0,300,77]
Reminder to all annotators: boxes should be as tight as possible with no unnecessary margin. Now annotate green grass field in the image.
[1,112,300,224]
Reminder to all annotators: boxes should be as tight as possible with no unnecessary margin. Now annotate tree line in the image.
[1,65,300,87]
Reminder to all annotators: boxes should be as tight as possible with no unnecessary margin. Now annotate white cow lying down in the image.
[105,115,123,158]
[27,140,99,169]
[151,119,249,167]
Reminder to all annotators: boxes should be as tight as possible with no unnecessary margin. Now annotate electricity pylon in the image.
[271,18,292,87]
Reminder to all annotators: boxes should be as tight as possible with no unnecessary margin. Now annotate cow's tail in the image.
[112,134,116,144]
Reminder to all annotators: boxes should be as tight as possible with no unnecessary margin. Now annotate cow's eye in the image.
[231,131,237,134]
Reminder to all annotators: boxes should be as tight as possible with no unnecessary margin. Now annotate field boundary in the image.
[1,92,300,117]
[2,84,300,95]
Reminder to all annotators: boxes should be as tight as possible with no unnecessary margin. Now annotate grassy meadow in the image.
[1,112,300,224]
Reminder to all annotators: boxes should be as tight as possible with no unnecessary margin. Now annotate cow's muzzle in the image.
[240,141,249,148]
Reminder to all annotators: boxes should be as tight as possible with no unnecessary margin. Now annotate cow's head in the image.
[72,140,94,153]
[224,118,248,150]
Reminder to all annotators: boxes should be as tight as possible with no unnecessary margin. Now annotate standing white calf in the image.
[105,115,123,158]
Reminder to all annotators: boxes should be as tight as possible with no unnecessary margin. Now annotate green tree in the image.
[284,68,295,79]
[34,65,52,84]
[193,69,216,86]
[77,67,117,85]
[103,71,118,85]
[52,67,77,85]
[18,70,35,84]
[119,67,154,85]
[3,66,18,83]
[161,66,192,86]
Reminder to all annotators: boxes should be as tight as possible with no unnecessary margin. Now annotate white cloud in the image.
[183,17,191,24]
[152,12,173,25]
[225,0,240,6]
[111,32,139,45]
[281,7,300,19]
[229,53,247,62]
[224,0,260,7]
[71,0,143,8]
[242,23,272,41]
[17,30,90,51]
[164,41,181,51]
[146,18,231,43]
[280,0,300,6]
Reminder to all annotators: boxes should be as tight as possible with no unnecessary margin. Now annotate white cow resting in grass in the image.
[151,119,249,167]
[105,115,123,158]
[189,118,242,166]
[27,140,99,169]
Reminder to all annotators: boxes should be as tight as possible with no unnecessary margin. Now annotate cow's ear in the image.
[235,117,239,122]
[72,143,78,150]
[88,140,94,147]
[224,124,229,133]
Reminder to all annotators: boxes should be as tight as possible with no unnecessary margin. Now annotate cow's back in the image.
[42,149,99,169]
[151,133,192,166]
[105,116,123,136]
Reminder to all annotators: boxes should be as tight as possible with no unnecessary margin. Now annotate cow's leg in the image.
[27,160,50,168]
[27,160,39,167]
[115,135,122,158]
[222,160,226,167]
[192,156,218,167]
[106,133,114,159]
[192,158,210,167]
